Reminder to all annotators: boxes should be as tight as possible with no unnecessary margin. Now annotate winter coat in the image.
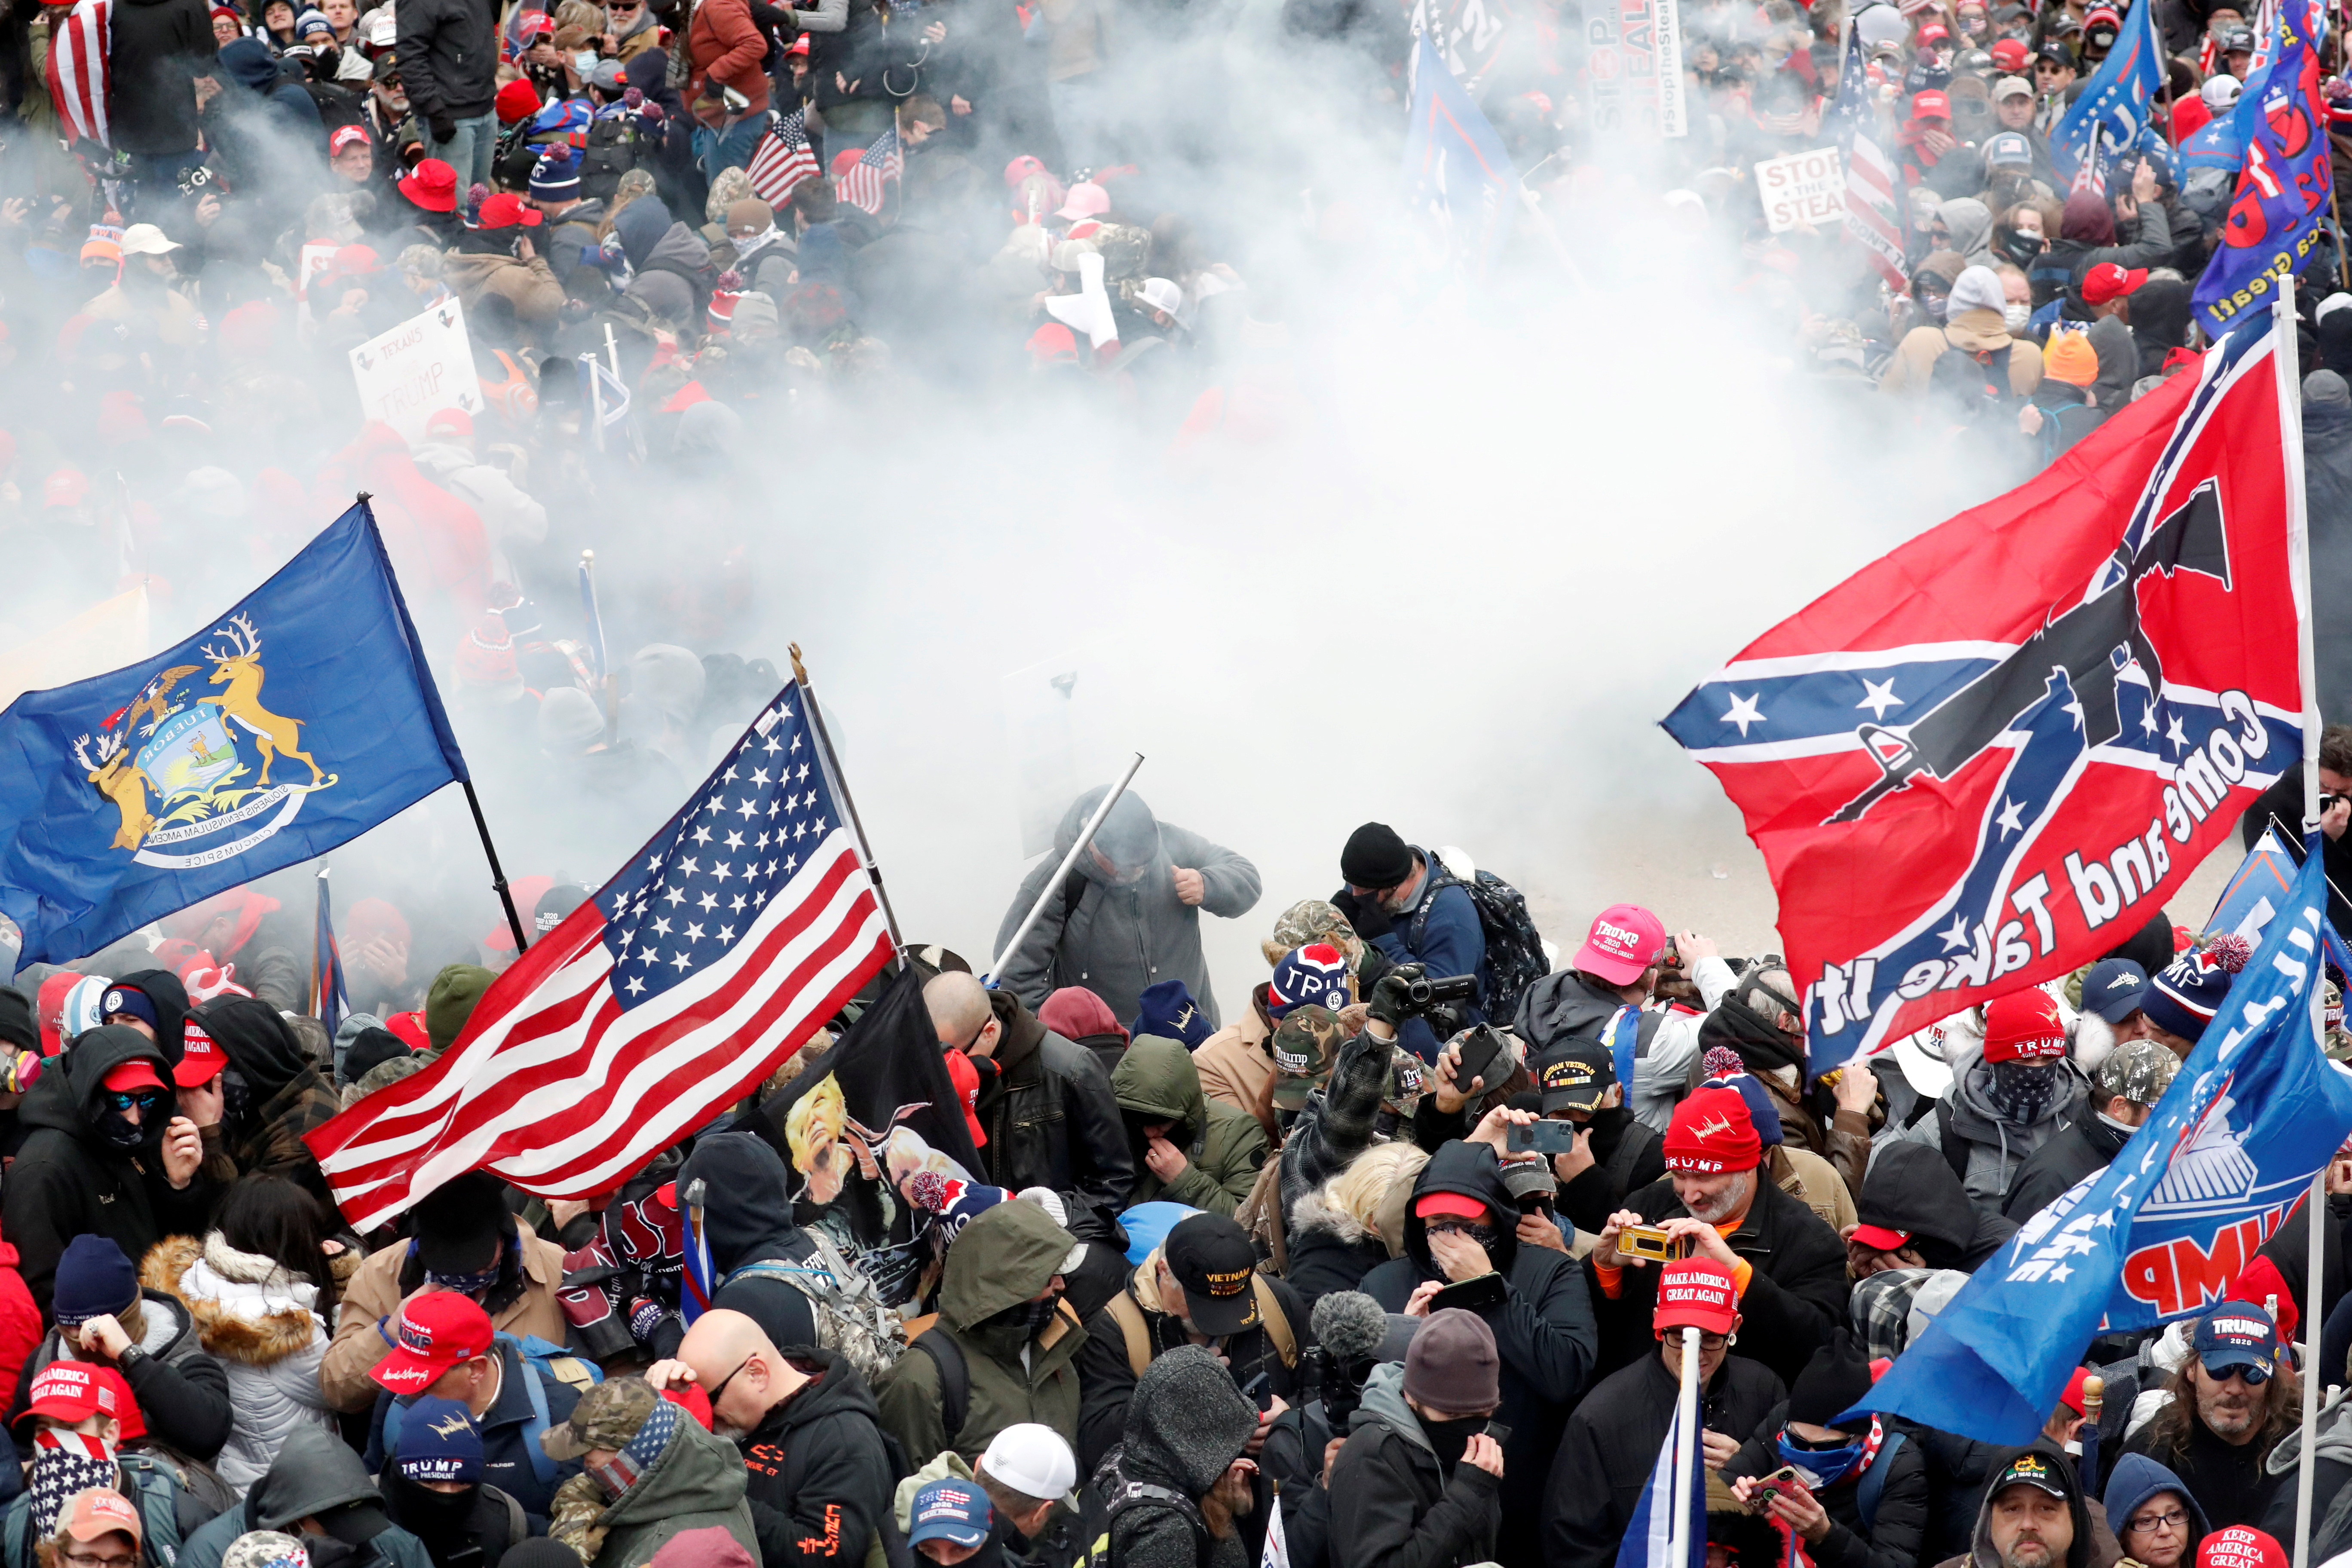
[876,1198,1088,1463]
[1282,1188,1396,1311]
[1105,1345,1259,1568]
[2122,1401,2284,1529]
[995,789,1262,1031]
[3,1025,216,1319]
[1890,1057,2085,1213]
[1723,1403,1931,1568]
[8,1287,234,1462]
[0,1237,40,1408]
[1554,1105,1666,1234]
[141,1234,333,1493]
[1929,1438,2101,1568]
[1879,312,2047,398]
[395,0,499,124]
[1326,1361,1501,1568]
[205,37,324,191]
[680,1133,822,1352]
[1194,989,1276,1140]
[1359,1140,1598,1560]
[108,0,217,153]
[175,1427,435,1568]
[1075,1245,1307,1475]
[365,1337,584,1520]
[410,441,551,586]
[582,1407,758,1568]
[1857,1141,2017,1274]
[192,996,341,1207]
[2261,1394,2349,1550]
[441,251,568,331]
[970,989,1135,1240]
[1544,1348,1787,1568]
[320,1218,570,1411]
[1513,960,1736,1131]
[1587,1170,1848,1386]
[1111,1035,1268,1216]
[1276,1028,1399,1225]
[738,1349,896,1568]
[2001,1098,2132,1222]
[688,0,769,117]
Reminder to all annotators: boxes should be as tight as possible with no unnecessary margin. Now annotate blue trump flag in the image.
[1845,835,2352,1444]
[0,501,468,965]
[2050,0,2165,186]
[2193,0,2332,335]
[2205,827,2352,974]
[1403,34,1520,278]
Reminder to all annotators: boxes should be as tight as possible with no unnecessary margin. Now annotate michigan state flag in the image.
[0,500,468,965]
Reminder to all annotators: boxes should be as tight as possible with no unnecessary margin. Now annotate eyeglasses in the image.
[63,1553,136,1568]
[2125,1509,2190,1534]
[2202,1358,2272,1386]
[704,1357,752,1406]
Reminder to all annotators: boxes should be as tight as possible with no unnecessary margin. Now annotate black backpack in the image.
[1407,858,1550,1021]
[579,115,644,202]
[1079,1448,1213,1568]
[1926,342,2017,424]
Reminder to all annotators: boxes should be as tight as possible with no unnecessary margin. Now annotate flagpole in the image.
[1670,1324,1700,1562]
[580,549,616,745]
[311,864,326,1019]
[988,750,1145,983]
[787,643,904,957]
[462,778,531,955]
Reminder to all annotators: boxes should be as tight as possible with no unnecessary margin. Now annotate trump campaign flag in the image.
[1847,837,2352,1443]
[2193,0,2332,334]
[1662,309,2308,1075]
[2049,0,2165,190]
[0,501,467,966]
[306,683,896,1229]
[1403,34,1520,278]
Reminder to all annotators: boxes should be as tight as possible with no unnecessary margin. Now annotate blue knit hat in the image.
[529,149,582,203]
[1267,943,1349,1021]
[396,1397,483,1485]
[2141,937,2250,1044]
[53,1234,137,1328]
[1128,980,1210,1050]
[292,6,332,36]
[1698,1053,1785,1147]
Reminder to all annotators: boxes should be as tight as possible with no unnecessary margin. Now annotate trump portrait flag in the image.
[0,501,468,966]
[1662,309,2309,1073]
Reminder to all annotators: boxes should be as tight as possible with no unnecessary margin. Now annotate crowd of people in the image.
[0,771,2345,1568]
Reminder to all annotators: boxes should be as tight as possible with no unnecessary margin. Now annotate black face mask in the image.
[1419,1413,1483,1471]
[1985,1058,2064,1123]
[221,1065,253,1128]
[388,1470,478,1544]
[2002,230,2046,263]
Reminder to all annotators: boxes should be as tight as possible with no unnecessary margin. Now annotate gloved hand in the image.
[1366,963,1426,1032]
[1332,888,1393,942]
[429,112,458,144]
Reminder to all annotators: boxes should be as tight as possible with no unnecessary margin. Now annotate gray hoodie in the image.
[1108,1345,1256,1568]
[174,1427,435,1568]
[1892,1057,2085,1212]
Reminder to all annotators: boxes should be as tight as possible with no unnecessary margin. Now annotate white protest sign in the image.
[348,297,481,444]
[1755,147,1845,232]
[298,241,339,300]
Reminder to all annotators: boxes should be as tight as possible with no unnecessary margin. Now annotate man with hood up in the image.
[186,996,341,1208]
[876,1197,1087,1465]
[175,1425,435,1568]
[1514,905,1734,1131]
[1848,1140,2019,1284]
[994,788,1261,1033]
[1109,1036,1266,1217]
[1928,1441,2101,1568]
[2003,1039,2178,1222]
[2,1025,208,1317]
[1357,1135,1596,1566]
[539,1377,758,1568]
[98,972,193,1073]
[1101,1344,1262,1568]
[674,1134,826,1355]
[1893,989,2086,1216]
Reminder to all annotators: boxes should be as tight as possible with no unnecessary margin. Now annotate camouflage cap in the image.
[1264,900,1359,967]
[2094,1038,2180,1107]
[1270,1006,1344,1109]
[221,1533,307,1568]
[541,1375,656,1460]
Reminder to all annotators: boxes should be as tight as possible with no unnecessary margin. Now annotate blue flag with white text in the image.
[0,502,469,965]
[2193,0,2334,335]
[2050,0,2166,184]
[1844,836,2352,1443]
[1616,1381,1705,1568]
[2205,827,2352,972]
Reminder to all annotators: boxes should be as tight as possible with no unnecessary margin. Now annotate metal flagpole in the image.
[1670,1325,1701,1562]
[463,778,532,955]
[988,751,1145,983]
[310,864,325,1018]
[579,550,616,745]
[788,643,905,957]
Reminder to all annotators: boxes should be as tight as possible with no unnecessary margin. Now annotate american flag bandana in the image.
[31,1429,117,1543]
[589,1396,678,1499]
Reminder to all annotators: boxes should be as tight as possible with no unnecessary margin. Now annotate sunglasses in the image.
[106,1090,166,1115]
[2202,1357,2272,1386]
[705,1356,752,1405]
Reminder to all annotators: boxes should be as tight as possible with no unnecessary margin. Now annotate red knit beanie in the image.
[1662,1085,1762,1173]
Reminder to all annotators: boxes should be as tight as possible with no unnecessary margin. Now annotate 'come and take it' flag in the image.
[0,501,468,965]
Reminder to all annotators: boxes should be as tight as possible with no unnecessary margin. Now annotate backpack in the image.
[1926,342,2017,423]
[1855,1431,1908,1532]
[1102,1279,1296,1378]
[578,114,643,202]
[1603,1116,1660,1198]
[384,1335,600,1488]
[726,1228,906,1386]
[1075,1449,1213,1568]
[3,1451,191,1568]
[1408,853,1549,1022]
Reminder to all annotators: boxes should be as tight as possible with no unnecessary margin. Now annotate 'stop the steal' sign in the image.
[349,299,481,444]
[1755,148,1845,232]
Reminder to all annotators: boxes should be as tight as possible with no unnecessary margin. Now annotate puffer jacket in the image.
[993,787,1262,1030]
[582,1414,757,1568]
[1327,1362,1501,1568]
[971,989,1134,1240]
[141,1234,333,1494]
[1111,1036,1267,1216]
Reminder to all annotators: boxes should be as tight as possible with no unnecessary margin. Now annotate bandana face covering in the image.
[31,1429,116,1541]
[1986,1059,2063,1123]
[1776,1429,1866,1488]
[589,1397,677,1500]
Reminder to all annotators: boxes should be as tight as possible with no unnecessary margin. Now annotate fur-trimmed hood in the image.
[1289,1186,1373,1246]
[142,1233,325,1367]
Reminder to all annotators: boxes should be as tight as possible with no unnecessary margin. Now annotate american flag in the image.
[306,686,896,1231]
[837,126,902,215]
[46,0,110,148]
[747,107,821,208]
[311,867,349,1037]
[1824,22,1905,291]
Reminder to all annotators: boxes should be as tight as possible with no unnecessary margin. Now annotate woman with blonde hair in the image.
[1285,1141,1428,1308]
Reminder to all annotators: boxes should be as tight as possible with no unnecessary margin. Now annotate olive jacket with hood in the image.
[1359,1141,1598,1537]
[2,1024,216,1318]
[175,1427,434,1568]
[1891,1056,2086,1213]
[970,987,1134,1241]
[579,1409,759,1568]
[1111,1035,1268,1216]
[1930,1439,2108,1568]
[992,787,1262,1031]
[1327,1360,1501,1568]
[877,1198,1088,1464]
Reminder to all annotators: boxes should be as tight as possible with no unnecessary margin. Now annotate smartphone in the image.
[1482,1420,1512,1445]
[1427,1272,1509,1314]
[1619,1224,1690,1262]
[1749,1466,1806,1512]
[1507,1121,1582,1156]
[1451,1026,1509,1093]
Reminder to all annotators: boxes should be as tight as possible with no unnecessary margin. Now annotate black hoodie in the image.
[739,1348,897,1568]
[1963,1439,2102,1568]
[0,1025,212,1316]
[110,970,192,1072]
[679,1133,820,1351]
[1860,1140,2018,1271]
[1358,1140,1598,1565]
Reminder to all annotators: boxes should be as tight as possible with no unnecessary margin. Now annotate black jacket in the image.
[1587,1170,1848,1386]
[366,1341,582,1525]
[1359,1140,1597,1564]
[1555,1106,1666,1234]
[1859,1140,2017,1273]
[2003,1099,2132,1223]
[395,0,499,124]
[9,1290,234,1463]
[1281,1228,1389,1312]
[382,1472,522,1568]
[972,990,1134,1240]
[1723,1401,1930,1568]
[2122,1410,2284,1529]
[1543,1349,1786,1568]
[1326,1364,1501,1568]
[2241,771,2352,935]
[1074,1271,1308,1475]
[107,0,216,153]
[2,1026,215,1317]
[740,1350,896,1568]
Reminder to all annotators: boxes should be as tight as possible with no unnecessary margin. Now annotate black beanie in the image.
[1341,823,1413,888]
[0,989,34,1054]
[342,1026,411,1087]
[1785,1329,1874,1427]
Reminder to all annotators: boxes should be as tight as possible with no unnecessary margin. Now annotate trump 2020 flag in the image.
[306,685,895,1230]
[1847,838,2352,1444]
[2202,828,2352,971]
[1617,1382,1705,1568]
[1662,308,2307,1075]
[2049,0,2165,188]
[2194,0,2332,335]
[0,502,466,966]
[1403,34,1520,278]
